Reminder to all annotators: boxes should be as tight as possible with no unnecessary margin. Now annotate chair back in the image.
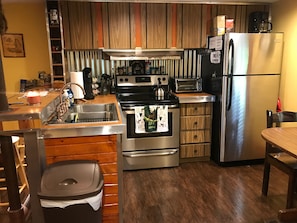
[267,110,297,128]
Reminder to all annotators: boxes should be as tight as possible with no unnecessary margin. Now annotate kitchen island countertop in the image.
[0,91,125,137]
[0,91,125,223]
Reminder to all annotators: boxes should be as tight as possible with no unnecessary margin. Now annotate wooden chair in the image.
[0,136,29,207]
[262,110,297,209]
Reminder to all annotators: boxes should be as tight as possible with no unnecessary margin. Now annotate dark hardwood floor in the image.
[0,161,293,223]
[123,161,292,223]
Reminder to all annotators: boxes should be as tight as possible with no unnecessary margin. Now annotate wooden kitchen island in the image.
[0,91,125,223]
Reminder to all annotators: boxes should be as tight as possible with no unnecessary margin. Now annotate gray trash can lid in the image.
[38,160,103,200]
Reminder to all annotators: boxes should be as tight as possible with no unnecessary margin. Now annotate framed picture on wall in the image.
[1,33,25,57]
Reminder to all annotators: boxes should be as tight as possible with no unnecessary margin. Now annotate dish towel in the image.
[135,105,168,133]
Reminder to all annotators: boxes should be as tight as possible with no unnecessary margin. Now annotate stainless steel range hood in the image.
[102,48,184,60]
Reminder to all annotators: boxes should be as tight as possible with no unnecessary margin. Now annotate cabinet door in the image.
[106,3,131,48]
[181,103,212,116]
[180,115,212,130]
[180,129,211,144]
[181,4,203,48]
[145,3,167,48]
[180,143,211,158]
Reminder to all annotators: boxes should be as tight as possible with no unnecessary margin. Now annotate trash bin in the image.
[38,160,103,223]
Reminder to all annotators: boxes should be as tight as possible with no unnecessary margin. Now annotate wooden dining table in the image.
[262,127,297,158]
[261,126,297,222]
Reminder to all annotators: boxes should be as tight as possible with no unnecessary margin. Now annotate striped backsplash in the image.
[65,48,210,81]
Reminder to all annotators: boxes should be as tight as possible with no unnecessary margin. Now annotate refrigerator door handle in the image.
[227,39,234,111]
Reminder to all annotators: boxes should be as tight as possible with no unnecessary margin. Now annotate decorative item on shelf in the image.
[160,66,165,74]
[51,45,61,51]
[129,60,145,74]
[49,9,59,25]
[100,74,111,95]
[145,61,151,74]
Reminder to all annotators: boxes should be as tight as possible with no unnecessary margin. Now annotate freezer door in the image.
[220,74,280,162]
[224,33,284,75]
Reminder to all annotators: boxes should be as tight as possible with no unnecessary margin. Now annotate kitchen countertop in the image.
[41,94,125,138]
[175,92,215,103]
[0,91,126,223]
[0,91,60,121]
[0,91,215,136]
[0,91,125,137]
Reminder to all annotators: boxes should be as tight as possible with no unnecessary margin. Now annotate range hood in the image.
[102,48,184,60]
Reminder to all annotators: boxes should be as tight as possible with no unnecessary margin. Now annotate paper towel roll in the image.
[70,72,85,99]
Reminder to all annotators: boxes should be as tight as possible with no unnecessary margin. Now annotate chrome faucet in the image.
[56,82,86,122]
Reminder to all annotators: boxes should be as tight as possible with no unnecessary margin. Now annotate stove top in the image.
[116,92,179,107]
[115,74,179,108]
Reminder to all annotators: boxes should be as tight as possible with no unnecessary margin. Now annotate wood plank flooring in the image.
[0,161,293,223]
[123,161,292,223]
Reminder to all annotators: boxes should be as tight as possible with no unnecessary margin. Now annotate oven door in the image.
[121,106,180,170]
[121,106,179,151]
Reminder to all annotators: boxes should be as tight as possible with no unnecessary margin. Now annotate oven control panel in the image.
[116,75,168,87]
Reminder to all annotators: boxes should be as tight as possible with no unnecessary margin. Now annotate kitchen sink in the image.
[46,103,119,124]
[65,111,117,123]
[71,103,116,113]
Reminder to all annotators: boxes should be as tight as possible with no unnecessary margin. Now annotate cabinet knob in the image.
[194,121,198,125]
[194,149,197,153]
[194,135,198,139]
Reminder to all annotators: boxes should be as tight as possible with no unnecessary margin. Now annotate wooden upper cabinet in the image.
[105,3,131,49]
[60,2,269,50]
[145,4,167,48]
[181,4,203,48]
[61,1,96,49]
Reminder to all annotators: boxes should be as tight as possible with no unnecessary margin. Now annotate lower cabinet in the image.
[44,135,120,223]
[180,102,213,162]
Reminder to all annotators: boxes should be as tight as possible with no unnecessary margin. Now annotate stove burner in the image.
[115,74,179,108]
[117,92,179,107]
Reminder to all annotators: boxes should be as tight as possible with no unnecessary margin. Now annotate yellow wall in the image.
[272,0,297,111]
[1,0,50,94]
[0,0,295,110]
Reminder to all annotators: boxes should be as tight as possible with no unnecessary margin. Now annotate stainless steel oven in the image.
[116,74,180,170]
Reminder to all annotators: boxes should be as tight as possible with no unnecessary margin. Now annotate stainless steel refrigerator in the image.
[202,33,284,165]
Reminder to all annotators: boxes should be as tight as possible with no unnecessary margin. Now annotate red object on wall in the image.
[277,97,282,112]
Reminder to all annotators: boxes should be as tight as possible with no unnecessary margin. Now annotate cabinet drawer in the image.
[180,130,211,144]
[180,115,211,130]
[180,103,212,116]
[180,143,211,158]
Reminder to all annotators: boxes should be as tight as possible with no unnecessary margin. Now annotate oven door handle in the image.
[123,149,178,157]
[121,104,179,111]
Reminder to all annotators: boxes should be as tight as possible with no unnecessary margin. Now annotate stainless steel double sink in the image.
[46,103,119,124]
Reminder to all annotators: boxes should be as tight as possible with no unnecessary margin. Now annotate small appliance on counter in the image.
[171,77,203,93]
[100,74,111,95]
[82,67,95,100]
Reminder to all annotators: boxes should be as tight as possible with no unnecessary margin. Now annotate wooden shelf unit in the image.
[180,102,213,162]
[46,0,66,88]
